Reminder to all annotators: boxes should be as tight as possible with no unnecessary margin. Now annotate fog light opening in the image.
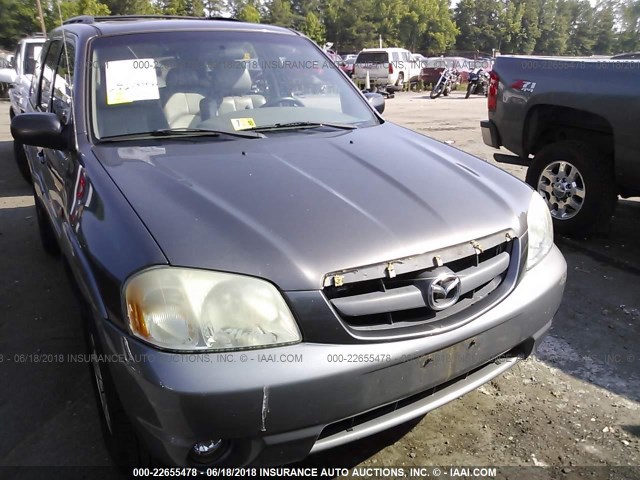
[189,439,228,464]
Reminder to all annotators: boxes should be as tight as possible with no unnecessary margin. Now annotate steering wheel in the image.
[261,96,305,108]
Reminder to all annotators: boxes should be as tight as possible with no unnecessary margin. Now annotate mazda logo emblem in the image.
[428,273,461,311]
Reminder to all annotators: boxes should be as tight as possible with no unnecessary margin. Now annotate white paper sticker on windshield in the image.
[231,118,257,130]
[105,59,159,105]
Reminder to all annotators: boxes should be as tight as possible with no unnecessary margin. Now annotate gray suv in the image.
[11,15,566,467]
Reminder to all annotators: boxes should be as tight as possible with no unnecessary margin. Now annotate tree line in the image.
[0,0,638,56]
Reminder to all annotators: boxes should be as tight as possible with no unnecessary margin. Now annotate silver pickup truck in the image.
[481,55,640,234]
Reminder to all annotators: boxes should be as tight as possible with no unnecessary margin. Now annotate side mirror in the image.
[0,67,17,84]
[364,92,385,114]
[11,113,68,150]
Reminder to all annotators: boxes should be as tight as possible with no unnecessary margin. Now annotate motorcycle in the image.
[465,68,489,98]
[430,68,458,99]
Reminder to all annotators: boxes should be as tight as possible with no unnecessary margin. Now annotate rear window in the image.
[24,42,44,75]
[355,52,388,64]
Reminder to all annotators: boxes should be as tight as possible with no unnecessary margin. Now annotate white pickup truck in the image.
[0,34,46,182]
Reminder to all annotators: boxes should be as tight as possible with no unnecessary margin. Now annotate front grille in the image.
[323,232,522,337]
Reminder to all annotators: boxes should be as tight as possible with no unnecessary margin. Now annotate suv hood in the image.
[94,123,532,290]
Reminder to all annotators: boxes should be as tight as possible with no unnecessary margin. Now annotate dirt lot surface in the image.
[0,92,638,479]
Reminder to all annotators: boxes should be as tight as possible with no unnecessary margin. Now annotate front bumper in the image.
[481,119,501,148]
[98,245,566,466]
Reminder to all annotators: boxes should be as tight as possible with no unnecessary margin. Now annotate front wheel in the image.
[430,81,444,99]
[525,140,617,235]
[465,83,476,98]
[391,73,404,92]
[85,317,155,467]
[14,141,31,183]
[34,194,60,256]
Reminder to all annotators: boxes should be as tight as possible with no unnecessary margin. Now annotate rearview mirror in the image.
[364,92,385,114]
[11,113,68,150]
[0,67,17,84]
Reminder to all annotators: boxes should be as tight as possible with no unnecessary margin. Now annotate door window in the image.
[38,41,62,111]
[51,43,75,124]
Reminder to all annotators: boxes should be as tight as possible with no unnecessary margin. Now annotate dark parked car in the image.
[12,16,566,467]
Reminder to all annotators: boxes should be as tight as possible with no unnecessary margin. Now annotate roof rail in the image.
[63,15,238,25]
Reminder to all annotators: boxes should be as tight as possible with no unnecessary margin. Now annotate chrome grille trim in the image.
[331,252,510,317]
[323,235,523,339]
[322,229,515,288]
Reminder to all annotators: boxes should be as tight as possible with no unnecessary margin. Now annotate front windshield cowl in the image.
[89,30,380,142]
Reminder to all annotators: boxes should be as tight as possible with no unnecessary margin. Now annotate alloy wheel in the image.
[537,160,586,220]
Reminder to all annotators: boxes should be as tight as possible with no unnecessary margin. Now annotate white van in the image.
[353,48,421,90]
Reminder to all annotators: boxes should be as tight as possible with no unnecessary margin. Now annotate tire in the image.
[392,73,404,92]
[525,140,617,235]
[11,106,31,184]
[430,81,444,99]
[84,316,155,467]
[34,194,60,256]
[465,83,477,99]
[10,108,31,184]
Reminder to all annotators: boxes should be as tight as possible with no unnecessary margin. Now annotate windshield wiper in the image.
[151,128,265,139]
[99,127,264,142]
[246,122,357,133]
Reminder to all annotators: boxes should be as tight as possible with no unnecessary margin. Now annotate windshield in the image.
[89,31,378,140]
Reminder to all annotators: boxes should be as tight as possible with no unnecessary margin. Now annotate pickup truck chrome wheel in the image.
[537,160,585,220]
[89,332,113,434]
[526,140,617,235]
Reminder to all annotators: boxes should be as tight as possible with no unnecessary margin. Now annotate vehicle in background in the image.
[0,33,46,182]
[465,68,489,98]
[0,57,11,99]
[323,49,342,64]
[411,53,427,70]
[340,57,355,77]
[610,52,640,59]
[352,48,419,91]
[421,56,489,85]
[481,55,640,234]
[343,53,358,61]
[430,67,459,98]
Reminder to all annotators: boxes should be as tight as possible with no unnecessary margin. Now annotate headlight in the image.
[526,191,554,270]
[124,267,301,351]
